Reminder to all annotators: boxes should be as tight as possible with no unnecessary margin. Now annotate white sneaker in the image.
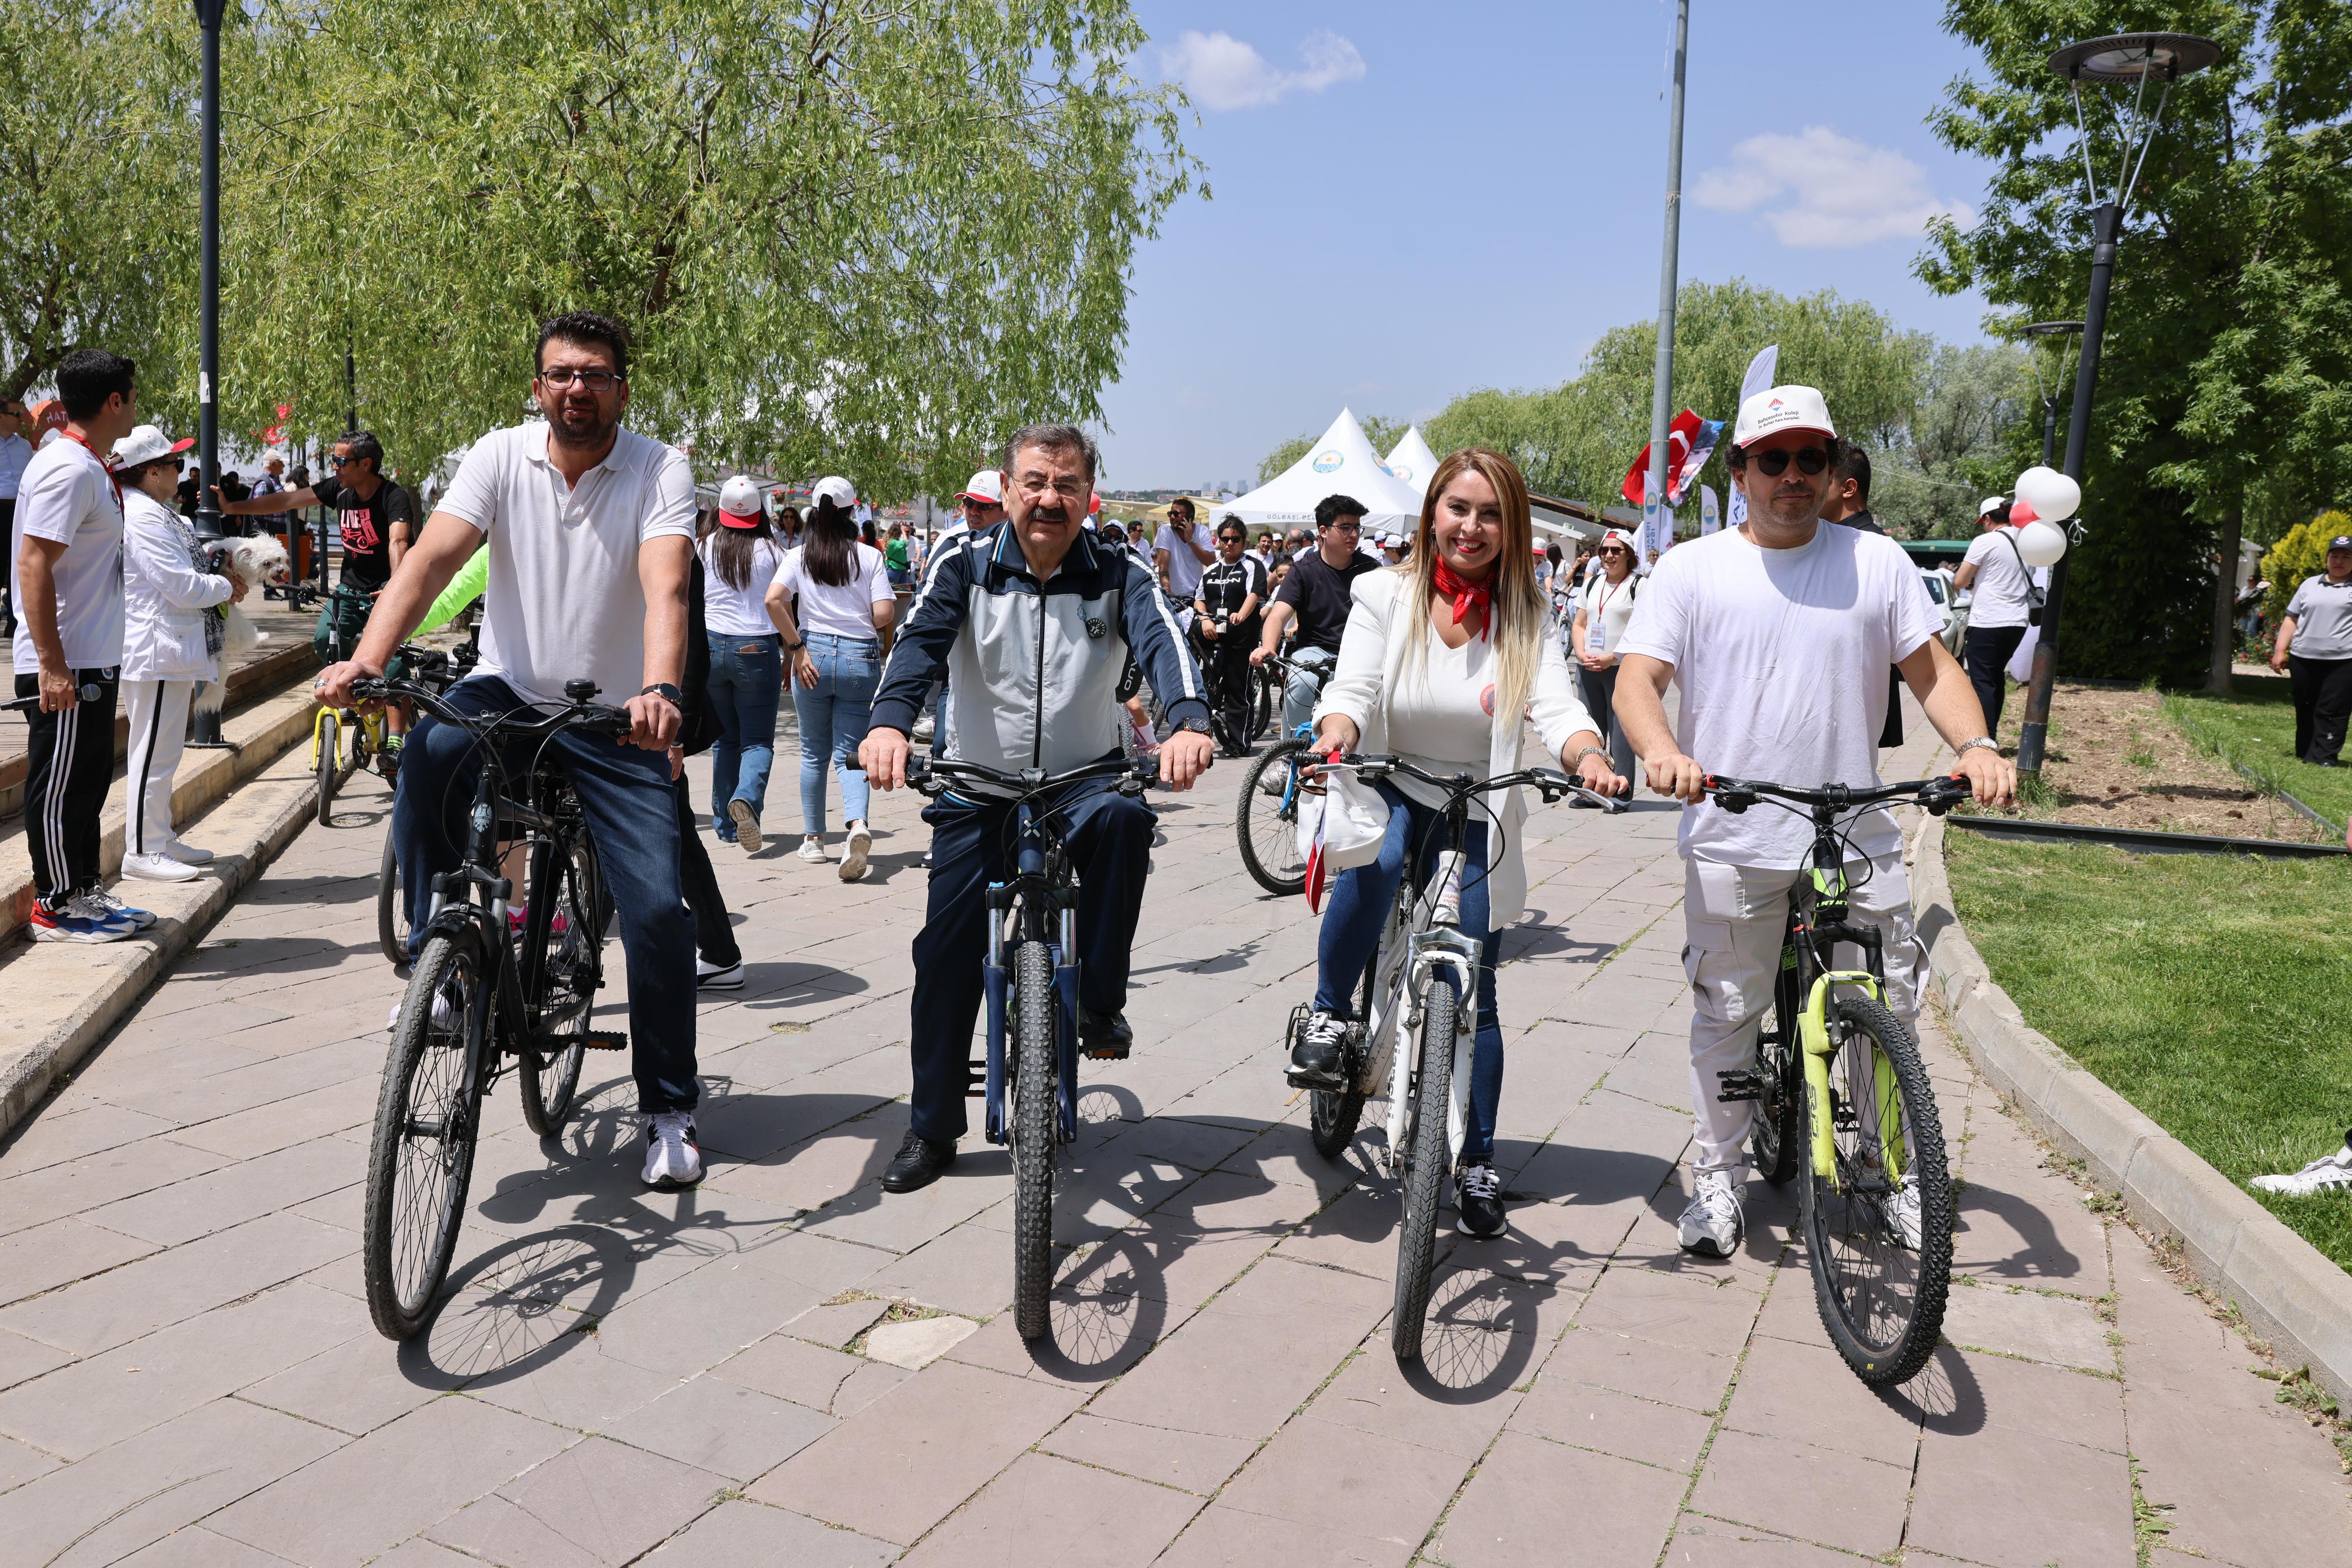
[84,889,156,929]
[1882,1176,1924,1250]
[2251,1134,2352,1197]
[728,799,763,854]
[1678,1169,1745,1257]
[911,714,937,743]
[796,837,829,864]
[122,851,201,883]
[840,822,871,882]
[162,838,213,866]
[643,1112,704,1190]
[386,984,461,1032]
[1258,762,1289,797]
[696,957,744,990]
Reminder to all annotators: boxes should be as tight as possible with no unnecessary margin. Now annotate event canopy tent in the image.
[1212,408,1428,537]
[1382,426,1442,495]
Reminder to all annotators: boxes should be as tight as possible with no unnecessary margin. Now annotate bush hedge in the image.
[2262,511,2351,627]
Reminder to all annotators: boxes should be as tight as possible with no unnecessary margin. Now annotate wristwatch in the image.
[1175,716,1213,736]
[639,683,683,706]
[781,638,804,652]
[1955,736,1998,756]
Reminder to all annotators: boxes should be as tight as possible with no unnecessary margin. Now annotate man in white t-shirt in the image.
[318,310,707,1192]
[1950,496,2036,736]
[1153,496,1214,607]
[1614,385,2014,1259]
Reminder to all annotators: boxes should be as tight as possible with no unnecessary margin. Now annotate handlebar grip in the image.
[578,705,634,737]
[350,678,389,701]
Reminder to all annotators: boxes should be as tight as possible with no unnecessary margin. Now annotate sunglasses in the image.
[1601,546,1630,556]
[1745,446,1830,478]
[1218,534,1246,544]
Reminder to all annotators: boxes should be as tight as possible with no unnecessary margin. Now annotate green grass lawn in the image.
[1945,830,2352,1273]
[2164,679,2352,831]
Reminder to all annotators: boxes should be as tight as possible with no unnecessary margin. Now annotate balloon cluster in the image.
[2005,466,2081,567]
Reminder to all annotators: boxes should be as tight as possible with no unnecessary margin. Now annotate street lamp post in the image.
[188,0,233,750]
[2014,33,2220,778]
[1643,0,1691,551]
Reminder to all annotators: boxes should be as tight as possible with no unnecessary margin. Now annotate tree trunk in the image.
[2208,505,2243,693]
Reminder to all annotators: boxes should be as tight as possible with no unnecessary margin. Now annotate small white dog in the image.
[195,536,291,716]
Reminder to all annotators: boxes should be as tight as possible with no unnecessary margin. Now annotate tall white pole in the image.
[1646,0,1691,527]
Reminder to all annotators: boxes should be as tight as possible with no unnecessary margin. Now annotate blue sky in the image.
[1095,2,1999,489]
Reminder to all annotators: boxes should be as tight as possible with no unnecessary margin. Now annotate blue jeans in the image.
[393,676,698,1115]
[1283,645,1336,733]
[1312,787,1505,1164]
[793,632,880,834]
[706,632,782,835]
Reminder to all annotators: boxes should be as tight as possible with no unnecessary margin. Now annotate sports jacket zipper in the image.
[1031,579,1048,767]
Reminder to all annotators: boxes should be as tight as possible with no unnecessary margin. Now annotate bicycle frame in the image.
[978,804,1083,1147]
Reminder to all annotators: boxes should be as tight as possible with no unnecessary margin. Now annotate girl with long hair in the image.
[1292,448,1628,1238]
[697,477,787,851]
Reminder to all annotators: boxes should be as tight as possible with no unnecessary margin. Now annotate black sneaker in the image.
[1080,1009,1133,1060]
[881,1130,957,1193]
[1455,1162,1505,1238]
[1288,1009,1348,1085]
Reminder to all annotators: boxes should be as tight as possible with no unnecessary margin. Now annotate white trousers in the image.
[122,678,194,857]
[1680,852,1923,1175]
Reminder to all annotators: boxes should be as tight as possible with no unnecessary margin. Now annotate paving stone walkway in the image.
[1,709,2347,1567]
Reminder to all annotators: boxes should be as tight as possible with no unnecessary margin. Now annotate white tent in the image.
[1382,426,1442,496]
[1214,408,1427,537]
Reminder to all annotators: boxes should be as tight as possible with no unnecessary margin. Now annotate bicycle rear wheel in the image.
[315,711,342,826]
[1801,994,1952,1386]
[1236,738,1309,895]
[518,836,601,1136]
[1750,943,1804,1184]
[362,930,488,1340]
[1010,939,1058,1340]
[1392,981,1456,1362]
[377,835,407,968]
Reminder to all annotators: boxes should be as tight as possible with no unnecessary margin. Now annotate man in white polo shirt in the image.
[318,311,705,1190]
[1613,384,2015,1260]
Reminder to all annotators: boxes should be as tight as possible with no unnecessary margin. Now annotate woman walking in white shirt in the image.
[114,425,238,881]
[1290,448,1627,1237]
[1571,529,1642,781]
[698,476,787,851]
[765,476,896,880]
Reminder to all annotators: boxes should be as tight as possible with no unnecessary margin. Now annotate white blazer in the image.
[1315,569,1599,929]
[121,491,231,682]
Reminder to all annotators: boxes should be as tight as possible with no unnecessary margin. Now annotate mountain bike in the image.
[1703,772,1969,1387]
[312,586,394,825]
[1234,653,1327,895]
[375,638,481,967]
[903,751,1158,1341]
[358,675,626,1340]
[1287,755,1626,1362]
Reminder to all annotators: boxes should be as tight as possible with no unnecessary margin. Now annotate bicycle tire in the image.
[1236,738,1309,896]
[1801,993,1952,1386]
[1392,981,1457,1362]
[1750,943,1803,1185]
[518,835,600,1136]
[1308,937,1382,1161]
[1011,939,1058,1340]
[315,711,341,826]
[1249,663,1276,742]
[362,930,488,1340]
[376,834,406,968]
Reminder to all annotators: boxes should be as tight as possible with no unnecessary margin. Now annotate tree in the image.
[1870,342,2033,538]
[221,0,1197,491]
[1919,0,2352,686]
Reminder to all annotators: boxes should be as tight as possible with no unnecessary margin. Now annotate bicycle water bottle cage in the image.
[564,679,599,702]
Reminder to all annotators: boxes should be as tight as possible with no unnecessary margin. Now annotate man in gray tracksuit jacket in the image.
[860,424,1214,1192]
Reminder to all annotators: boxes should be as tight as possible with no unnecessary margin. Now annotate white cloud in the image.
[1692,127,1975,248]
[1161,29,1365,112]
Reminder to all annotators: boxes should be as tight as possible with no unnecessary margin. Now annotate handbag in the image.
[1299,760,1390,911]
[1997,530,2049,626]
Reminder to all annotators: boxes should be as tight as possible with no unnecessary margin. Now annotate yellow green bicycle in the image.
[310,586,403,826]
[1705,771,1969,1387]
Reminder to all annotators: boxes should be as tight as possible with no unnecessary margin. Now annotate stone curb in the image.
[0,742,319,1141]
[1915,811,2352,1401]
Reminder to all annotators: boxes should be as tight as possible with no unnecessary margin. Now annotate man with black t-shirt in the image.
[1253,493,1382,733]
[1194,516,1268,755]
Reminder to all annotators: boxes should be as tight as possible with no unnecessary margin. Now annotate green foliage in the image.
[1255,413,1406,487]
[2261,511,2349,626]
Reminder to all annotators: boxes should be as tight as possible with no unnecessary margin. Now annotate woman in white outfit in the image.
[1291,447,1628,1239]
[1571,528,1642,780]
[113,425,239,881]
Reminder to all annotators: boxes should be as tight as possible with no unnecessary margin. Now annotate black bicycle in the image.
[1704,772,1968,1386]
[358,675,625,1340]
[375,638,481,967]
[903,751,1157,1340]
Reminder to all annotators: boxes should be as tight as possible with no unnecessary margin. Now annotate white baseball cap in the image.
[959,469,1004,505]
[111,424,194,469]
[810,475,856,510]
[1601,529,1640,551]
[716,474,765,528]
[1977,495,2008,517]
[1732,384,1837,449]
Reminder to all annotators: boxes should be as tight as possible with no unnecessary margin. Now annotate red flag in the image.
[1621,409,1706,507]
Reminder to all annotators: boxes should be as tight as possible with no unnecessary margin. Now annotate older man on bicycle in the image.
[858,424,1214,1195]
[1612,385,2015,1260]
[315,310,706,1192]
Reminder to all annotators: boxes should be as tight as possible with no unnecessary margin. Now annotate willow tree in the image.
[220,0,1196,489]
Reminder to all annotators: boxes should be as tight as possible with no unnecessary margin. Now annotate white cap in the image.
[959,469,1004,504]
[1601,529,1640,550]
[111,424,193,469]
[716,475,765,527]
[810,475,856,510]
[1978,495,2008,517]
[1732,384,1837,448]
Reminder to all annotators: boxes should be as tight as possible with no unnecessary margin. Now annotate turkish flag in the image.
[1621,409,1718,508]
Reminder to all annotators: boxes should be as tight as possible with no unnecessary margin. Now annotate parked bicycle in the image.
[374,638,481,967]
[1703,771,1969,1386]
[358,674,623,1340]
[902,750,1158,1340]
[1287,755,1625,1362]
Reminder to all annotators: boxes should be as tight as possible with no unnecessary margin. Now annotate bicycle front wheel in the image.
[1010,939,1058,1340]
[1392,981,1456,1362]
[315,711,342,826]
[1801,994,1952,1386]
[362,930,488,1340]
[1236,738,1309,896]
[518,836,602,1136]
[376,834,407,967]
[1248,663,1276,742]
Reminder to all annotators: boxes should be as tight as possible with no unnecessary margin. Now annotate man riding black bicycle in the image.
[315,310,706,1192]
[1193,516,1267,756]
[1253,493,1380,732]
[1611,384,2015,1260]
[858,424,1214,1195]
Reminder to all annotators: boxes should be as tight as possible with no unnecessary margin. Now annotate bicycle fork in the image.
[1376,930,1482,1178]
[979,890,1082,1146]
[1797,972,1901,1187]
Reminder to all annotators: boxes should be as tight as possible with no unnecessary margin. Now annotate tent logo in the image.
[1389,464,1414,483]
[1312,450,1343,473]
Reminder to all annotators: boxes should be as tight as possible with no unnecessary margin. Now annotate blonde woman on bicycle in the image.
[1293,447,1627,1237]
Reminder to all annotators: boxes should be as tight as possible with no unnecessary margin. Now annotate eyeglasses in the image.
[1322,520,1362,533]
[537,368,622,390]
[1747,446,1830,478]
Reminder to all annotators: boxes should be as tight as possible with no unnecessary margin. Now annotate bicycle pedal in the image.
[1714,1070,1763,1103]
[1285,1067,1345,1092]
[965,1060,986,1097]
[579,1030,628,1052]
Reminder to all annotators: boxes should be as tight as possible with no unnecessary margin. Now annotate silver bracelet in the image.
[1569,746,1609,769]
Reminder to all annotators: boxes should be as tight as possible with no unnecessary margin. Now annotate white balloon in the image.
[2015,465,2081,525]
[2015,519,2069,567]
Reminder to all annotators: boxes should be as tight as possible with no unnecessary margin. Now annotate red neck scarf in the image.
[1431,556,1494,640]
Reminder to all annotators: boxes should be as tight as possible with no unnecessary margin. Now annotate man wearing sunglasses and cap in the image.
[1613,384,2015,1262]
[2270,533,2352,766]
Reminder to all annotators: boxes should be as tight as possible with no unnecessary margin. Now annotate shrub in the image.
[2262,511,2349,626]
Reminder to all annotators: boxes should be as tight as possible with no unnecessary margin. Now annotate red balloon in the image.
[2008,497,2039,527]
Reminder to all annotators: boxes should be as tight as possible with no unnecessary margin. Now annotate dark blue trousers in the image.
[393,676,700,1115]
[906,775,1155,1143]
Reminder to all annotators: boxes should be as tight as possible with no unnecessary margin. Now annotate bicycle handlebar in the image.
[1325,753,1631,814]
[350,677,632,740]
[1702,773,1971,817]
[901,752,1158,800]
